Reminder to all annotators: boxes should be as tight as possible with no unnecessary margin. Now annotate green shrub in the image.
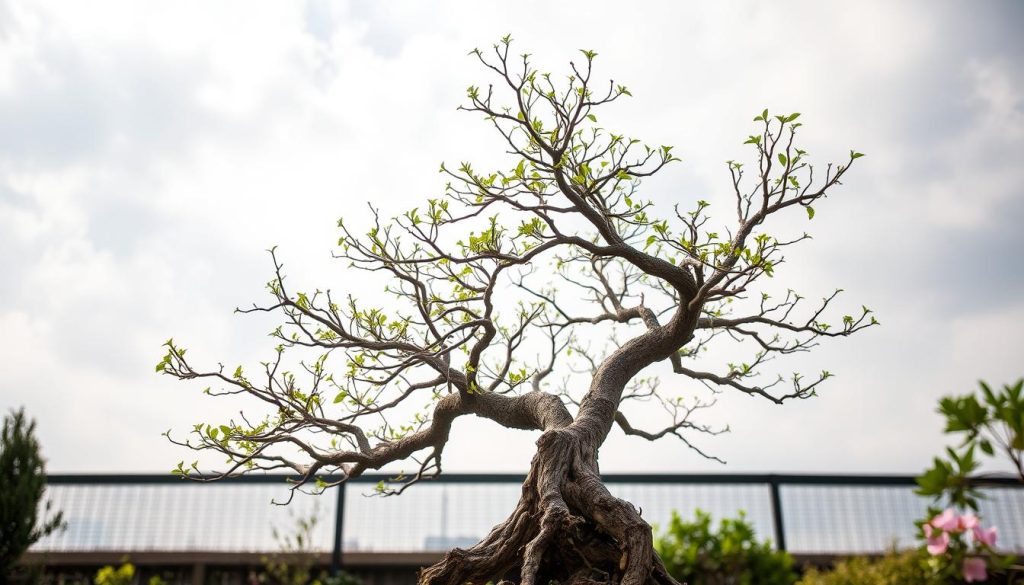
[654,509,796,585]
[796,550,941,585]
[1,408,65,583]
[94,562,136,585]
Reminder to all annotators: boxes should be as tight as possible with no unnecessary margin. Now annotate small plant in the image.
[94,562,136,585]
[259,508,360,585]
[0,408,65,584]
[653,509,796,585]
[914,379,1024,582]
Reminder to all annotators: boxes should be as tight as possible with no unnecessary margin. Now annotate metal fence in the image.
[34,473,1024,574]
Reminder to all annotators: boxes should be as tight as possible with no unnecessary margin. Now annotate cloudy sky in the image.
[1,0,1022,476]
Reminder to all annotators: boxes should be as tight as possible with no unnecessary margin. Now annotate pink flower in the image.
[973,525,998,548]
[931,508,961,532]
[959,514,980,531]
[923,524,950,555]
[963,556,987,582]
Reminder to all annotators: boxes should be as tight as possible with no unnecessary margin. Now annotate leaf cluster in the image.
[915,379,1024,510]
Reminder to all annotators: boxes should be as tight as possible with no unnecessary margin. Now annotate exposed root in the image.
[418,429,680,585]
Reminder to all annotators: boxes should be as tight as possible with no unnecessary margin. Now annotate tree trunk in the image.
[420,309,690,585]
[418,427,679,585]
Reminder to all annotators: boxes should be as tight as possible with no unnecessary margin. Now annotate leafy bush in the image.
[796,550,939,585]
[0,408,65,583]
[654,509,796,585]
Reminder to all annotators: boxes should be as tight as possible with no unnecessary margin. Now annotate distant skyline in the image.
[1,0,1022,475]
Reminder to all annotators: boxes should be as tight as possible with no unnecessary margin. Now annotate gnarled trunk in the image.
[419,428,678,585]
[420,300,691,585]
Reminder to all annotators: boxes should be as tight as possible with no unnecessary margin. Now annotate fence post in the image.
[768,475,787,551]
[331,483,346,575]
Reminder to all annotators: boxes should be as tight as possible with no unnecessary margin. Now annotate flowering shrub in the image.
[913,379,1024,583]
[918,508,1003,582]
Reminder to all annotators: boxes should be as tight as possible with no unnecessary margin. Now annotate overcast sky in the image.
[1,0,1022,476]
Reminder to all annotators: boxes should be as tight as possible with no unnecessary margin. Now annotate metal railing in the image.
[42,473,1024,575]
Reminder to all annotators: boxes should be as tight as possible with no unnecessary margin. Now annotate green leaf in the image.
[850,150,865,159]
[805,206,815,220]
[333,391,348,404]
[914,458,950,497]
[778,153,788,166]
[233,365,243,379]
[979,439,994,456]
[753,109,768,122]
[586,114,597,123]
[785,112,801,123]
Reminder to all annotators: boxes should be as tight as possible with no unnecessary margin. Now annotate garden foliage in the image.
[796,550,938,585]
[0,408,64,583]
[653,509,796,585]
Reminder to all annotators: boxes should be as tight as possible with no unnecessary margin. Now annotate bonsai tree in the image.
[0,408,65,582]
[158,39,874,585]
